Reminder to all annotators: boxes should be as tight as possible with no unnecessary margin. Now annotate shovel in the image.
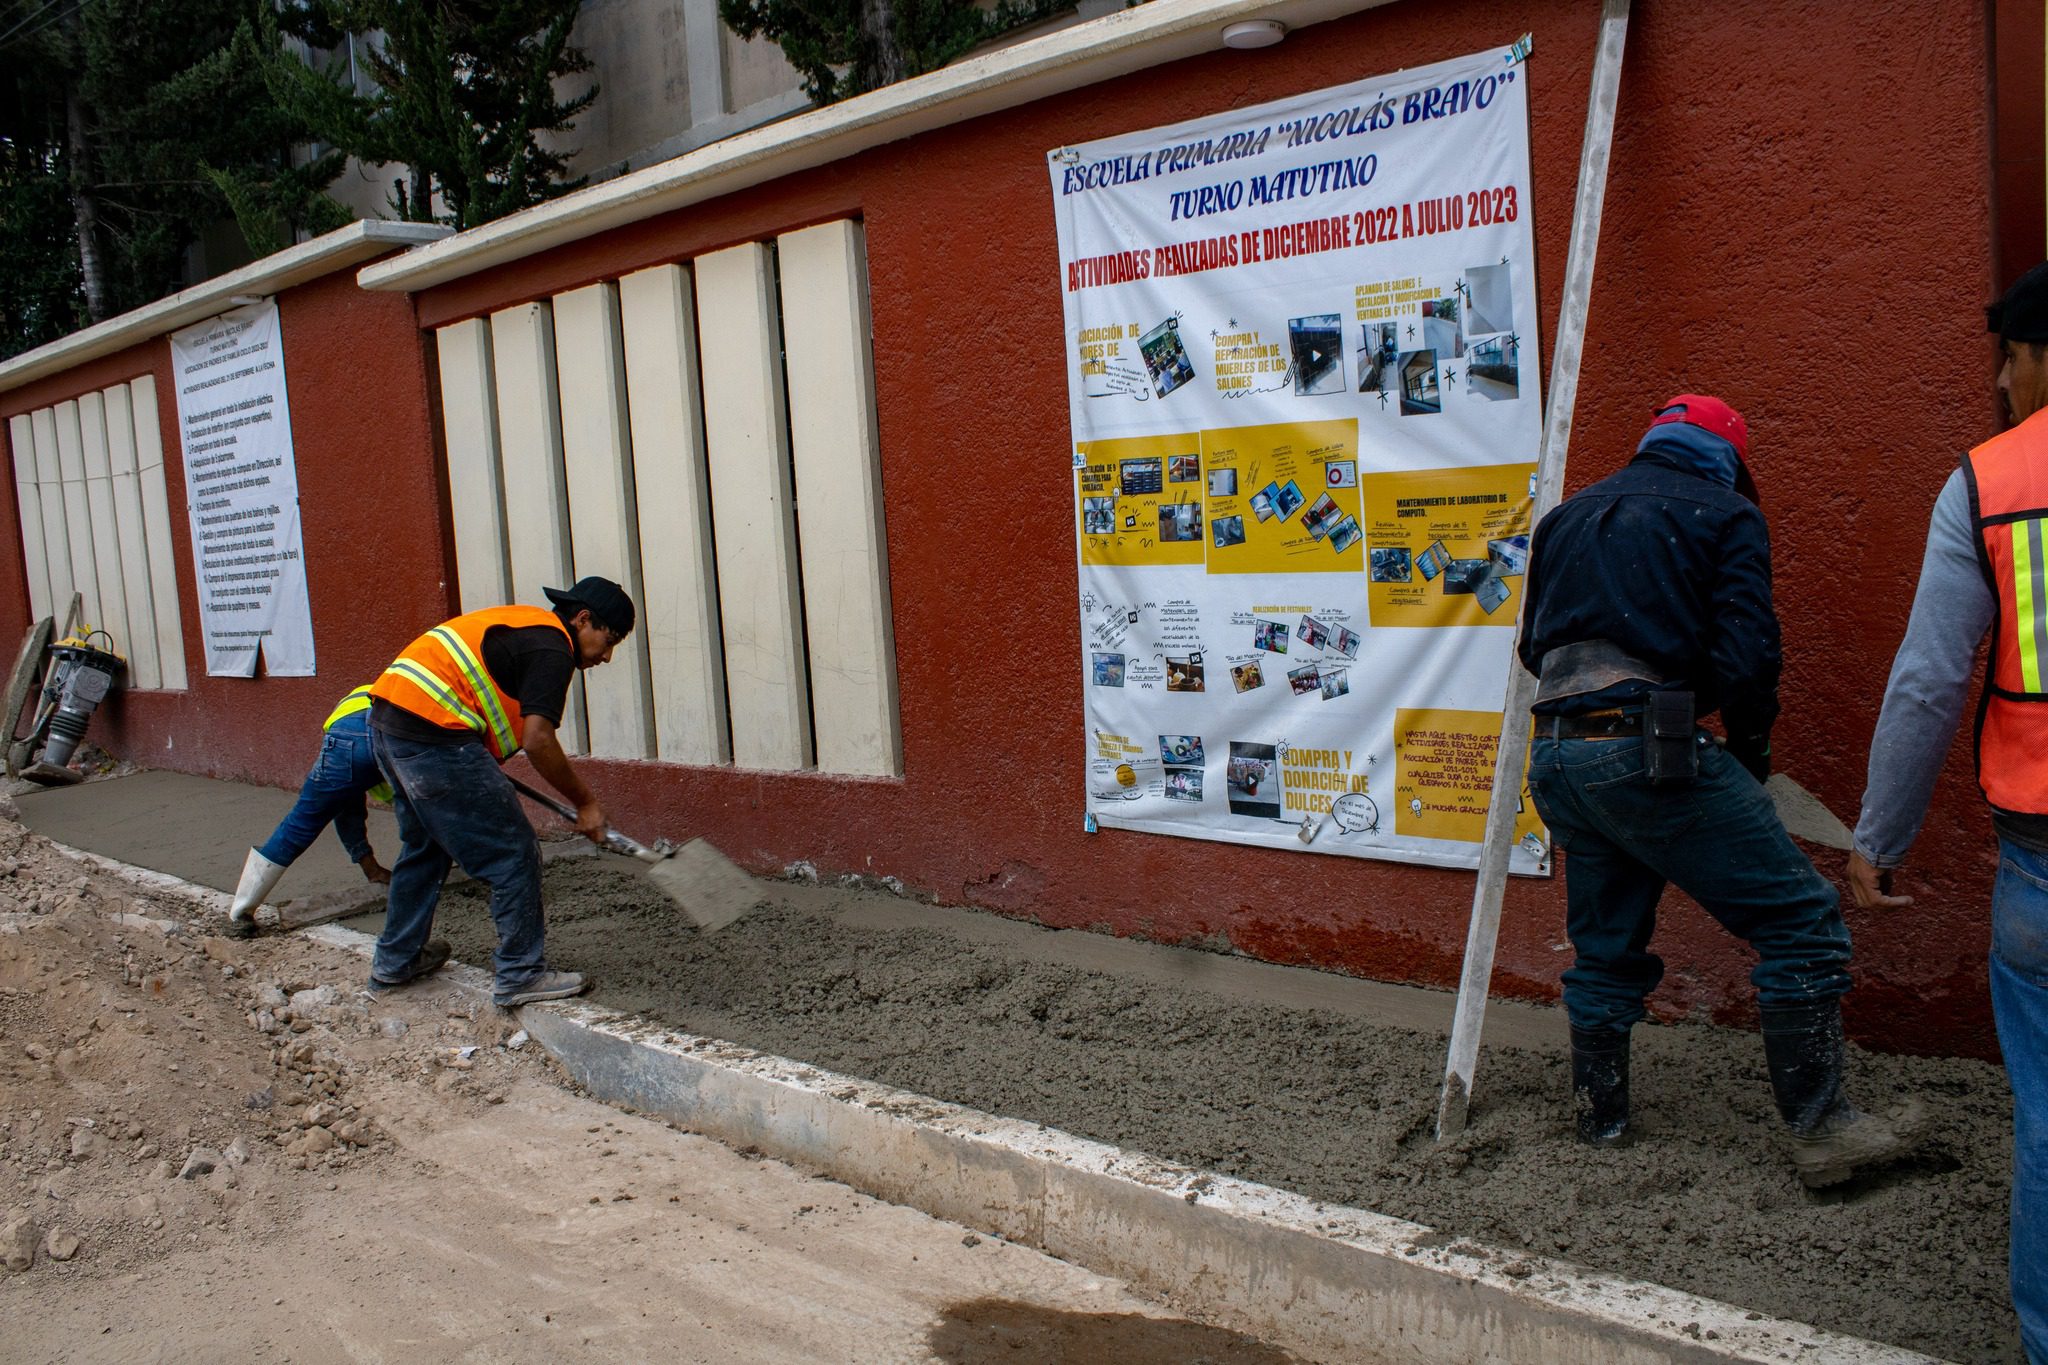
[506,774,768,933]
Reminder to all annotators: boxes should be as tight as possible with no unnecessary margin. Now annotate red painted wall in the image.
[0,0,2010,1058]
[0,267,453,789]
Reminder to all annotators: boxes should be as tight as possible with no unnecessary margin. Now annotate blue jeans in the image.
[1528,730,1852,1033]
[257,712,378,865]
[1993,838,2048,1363]
[370,728,546,995]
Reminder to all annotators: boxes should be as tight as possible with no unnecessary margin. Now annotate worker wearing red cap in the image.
[1851,263,2048,1361]
[1519,395,1927,1188]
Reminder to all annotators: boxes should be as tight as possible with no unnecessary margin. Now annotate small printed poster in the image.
[169,300,316,677]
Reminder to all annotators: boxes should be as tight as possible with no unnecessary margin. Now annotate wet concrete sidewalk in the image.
[14,768,397,913]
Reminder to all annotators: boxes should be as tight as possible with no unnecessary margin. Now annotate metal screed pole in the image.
[1437,0,1632,1143]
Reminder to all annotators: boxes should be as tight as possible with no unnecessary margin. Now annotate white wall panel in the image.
[777,221,901,777]
[102,384,163,690]
[434,318,513,613]
[129,378,188,689]
[51,400,100,628]
[695,243,811,770]
[619,265,728,766]
[9,414,52,620]
[30,407,73,620]
[488,301,584,751]
[76,391,133,660]
[554,282,655,759]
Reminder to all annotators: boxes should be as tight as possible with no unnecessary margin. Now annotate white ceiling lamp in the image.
[1222,19,1287,49]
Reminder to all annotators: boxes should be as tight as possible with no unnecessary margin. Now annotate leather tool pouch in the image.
[1644,690,1698,786]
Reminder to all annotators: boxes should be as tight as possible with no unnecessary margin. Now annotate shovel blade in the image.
[1765,773,1854,852]
[646,837,768,933]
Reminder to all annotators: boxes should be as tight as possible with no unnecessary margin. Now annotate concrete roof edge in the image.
[0,220,452,396]
[358,0,1391,298]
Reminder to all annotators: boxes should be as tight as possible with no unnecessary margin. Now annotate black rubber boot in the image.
[1761,1001,1930,1188]
[1569,1025,1631,1147]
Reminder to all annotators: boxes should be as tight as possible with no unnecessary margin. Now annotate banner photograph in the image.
[1050,42,1548,873]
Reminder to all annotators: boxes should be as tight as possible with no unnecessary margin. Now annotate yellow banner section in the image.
[1393,707,1545,847]
[1077,432,1206,568]
[1360,461,1535,628]
[1202,418,1362,575]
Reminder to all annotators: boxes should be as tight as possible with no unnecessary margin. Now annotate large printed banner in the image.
[1050,43,1549,873]
[170,300,316,677]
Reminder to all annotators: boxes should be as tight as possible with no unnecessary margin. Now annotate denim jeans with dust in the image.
[369,728,546,995]
[257,711,379,866]
[1992,837,2048,1364]
[1527,731,1851,1035]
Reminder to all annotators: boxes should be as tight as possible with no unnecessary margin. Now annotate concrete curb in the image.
[50,838,1944,1365]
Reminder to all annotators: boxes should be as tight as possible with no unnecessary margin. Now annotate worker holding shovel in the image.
[224,684,394,937]
[1519,394,1927,1188]
[362,577,631,1009]
[1849,262,2048,1363]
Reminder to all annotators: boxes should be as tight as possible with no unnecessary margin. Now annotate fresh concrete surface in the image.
[16,770,396,912]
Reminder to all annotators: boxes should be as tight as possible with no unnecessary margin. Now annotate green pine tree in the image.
[0,0,352,351]
[255,0,597,231]
[719,0,1068,105]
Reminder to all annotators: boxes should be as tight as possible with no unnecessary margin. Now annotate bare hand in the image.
[1846,851,1914,910]
[575,801,608,845]
[358,855,392,886]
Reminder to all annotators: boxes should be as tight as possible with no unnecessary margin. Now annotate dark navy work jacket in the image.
[1517,452,1781,744]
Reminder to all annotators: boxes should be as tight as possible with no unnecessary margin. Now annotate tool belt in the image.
[1533,638,1667,705]
[1541,709,1642,739]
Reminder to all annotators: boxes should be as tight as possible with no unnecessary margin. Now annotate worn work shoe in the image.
[365,938,452,996]
[1785,1097,1932,1190]
[493,971,589,1009]
[1761,999,1933,1187]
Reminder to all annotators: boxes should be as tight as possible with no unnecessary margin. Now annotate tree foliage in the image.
[256,0,597,231]
[0,0,351,352]
[720,0,1067,105]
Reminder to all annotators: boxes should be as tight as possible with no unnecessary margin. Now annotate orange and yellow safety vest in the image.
[367,606,570,762]
[1967,409,2048,813]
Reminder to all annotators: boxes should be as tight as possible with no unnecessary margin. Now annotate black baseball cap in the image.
[543,576,635,637]
[1987,261,2048,344]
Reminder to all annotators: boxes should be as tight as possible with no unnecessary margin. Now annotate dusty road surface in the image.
[0,814,1298,1364]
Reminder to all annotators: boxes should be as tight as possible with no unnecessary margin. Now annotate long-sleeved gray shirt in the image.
[1853,470,1997,866]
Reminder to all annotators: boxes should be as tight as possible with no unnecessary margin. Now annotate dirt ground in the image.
[0,814,1299,1364]
[382,860,2022,1364]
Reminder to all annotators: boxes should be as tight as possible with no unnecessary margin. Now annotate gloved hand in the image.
[1726,734,1771,783]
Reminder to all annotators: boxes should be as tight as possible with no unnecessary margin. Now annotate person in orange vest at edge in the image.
[222,684,394,937]
[1849,263,2048,1362]
[360,577,631,1008]
[1519,394,1929,1188]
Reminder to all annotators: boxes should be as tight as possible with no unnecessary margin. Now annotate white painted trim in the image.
[777,221,901,778]
[358,0,1396,295]
[696,243,812,771]
[75,390,133,658]
[129,378,189,690]
[52,399,101,628]
[488,300,586,753]
[30,408,73,625]
[8,413,52,620]
[102,383,163,690]
[619,264,729,765]
[553,281,657,759]
[0,221,449,394]
[432,319,514,613]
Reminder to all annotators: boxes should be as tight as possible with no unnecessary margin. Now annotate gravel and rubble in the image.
[0,810,562,1285]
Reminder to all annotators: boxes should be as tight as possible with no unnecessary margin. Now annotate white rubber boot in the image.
[228,848,288,937]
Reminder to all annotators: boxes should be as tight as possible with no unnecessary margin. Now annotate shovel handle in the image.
[505,774,661,862]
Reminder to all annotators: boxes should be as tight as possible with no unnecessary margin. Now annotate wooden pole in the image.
[1436,0,1632,1143]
